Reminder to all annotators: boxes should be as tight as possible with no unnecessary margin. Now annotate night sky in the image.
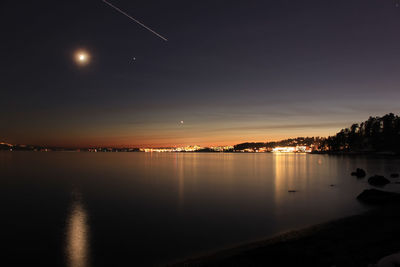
[1,0,400,147]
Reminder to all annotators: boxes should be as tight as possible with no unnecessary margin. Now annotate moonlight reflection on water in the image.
[66,195,90,267]
[4,152,396,266]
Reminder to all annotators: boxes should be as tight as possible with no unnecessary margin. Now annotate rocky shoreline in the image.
[169,188,400,267]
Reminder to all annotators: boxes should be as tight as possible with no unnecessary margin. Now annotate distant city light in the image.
[272,147,296,153]
[272,146,311,153]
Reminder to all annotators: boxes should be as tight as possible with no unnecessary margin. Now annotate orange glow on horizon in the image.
[15,134,325,148]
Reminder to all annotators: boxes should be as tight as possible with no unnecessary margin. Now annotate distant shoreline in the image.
[2,150,400,157]
[311,151,400,157]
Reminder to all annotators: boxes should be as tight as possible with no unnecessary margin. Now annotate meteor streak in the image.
[102,0,168,41]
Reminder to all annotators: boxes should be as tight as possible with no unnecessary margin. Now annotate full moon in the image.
[74,50,90,66]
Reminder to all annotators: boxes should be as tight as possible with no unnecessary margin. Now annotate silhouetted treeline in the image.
[0,143,44,151]
[321,113,400,153]
[234,137,321,151]
[0,143,141,152]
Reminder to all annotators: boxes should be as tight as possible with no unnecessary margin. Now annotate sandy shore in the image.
[169,200,400,267]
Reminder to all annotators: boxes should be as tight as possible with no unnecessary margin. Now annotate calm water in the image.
[2,152,400,266]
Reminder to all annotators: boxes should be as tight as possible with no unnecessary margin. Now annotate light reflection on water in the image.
[3,152,400,266]
[66,194,90,267]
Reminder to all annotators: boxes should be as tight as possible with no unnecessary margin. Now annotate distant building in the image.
[272,146,311,153]
[272,147,296,153]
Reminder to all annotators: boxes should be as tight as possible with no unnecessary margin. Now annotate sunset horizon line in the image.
[1,136,322,149]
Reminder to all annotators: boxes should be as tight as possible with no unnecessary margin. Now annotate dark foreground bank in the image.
[169,194,400,267]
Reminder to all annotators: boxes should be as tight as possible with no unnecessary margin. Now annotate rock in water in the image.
[368,175,390,187]
[357,189,400,204]
[351,168,366,178]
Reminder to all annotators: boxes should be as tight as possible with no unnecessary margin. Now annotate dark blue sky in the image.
[1,0,400,147]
